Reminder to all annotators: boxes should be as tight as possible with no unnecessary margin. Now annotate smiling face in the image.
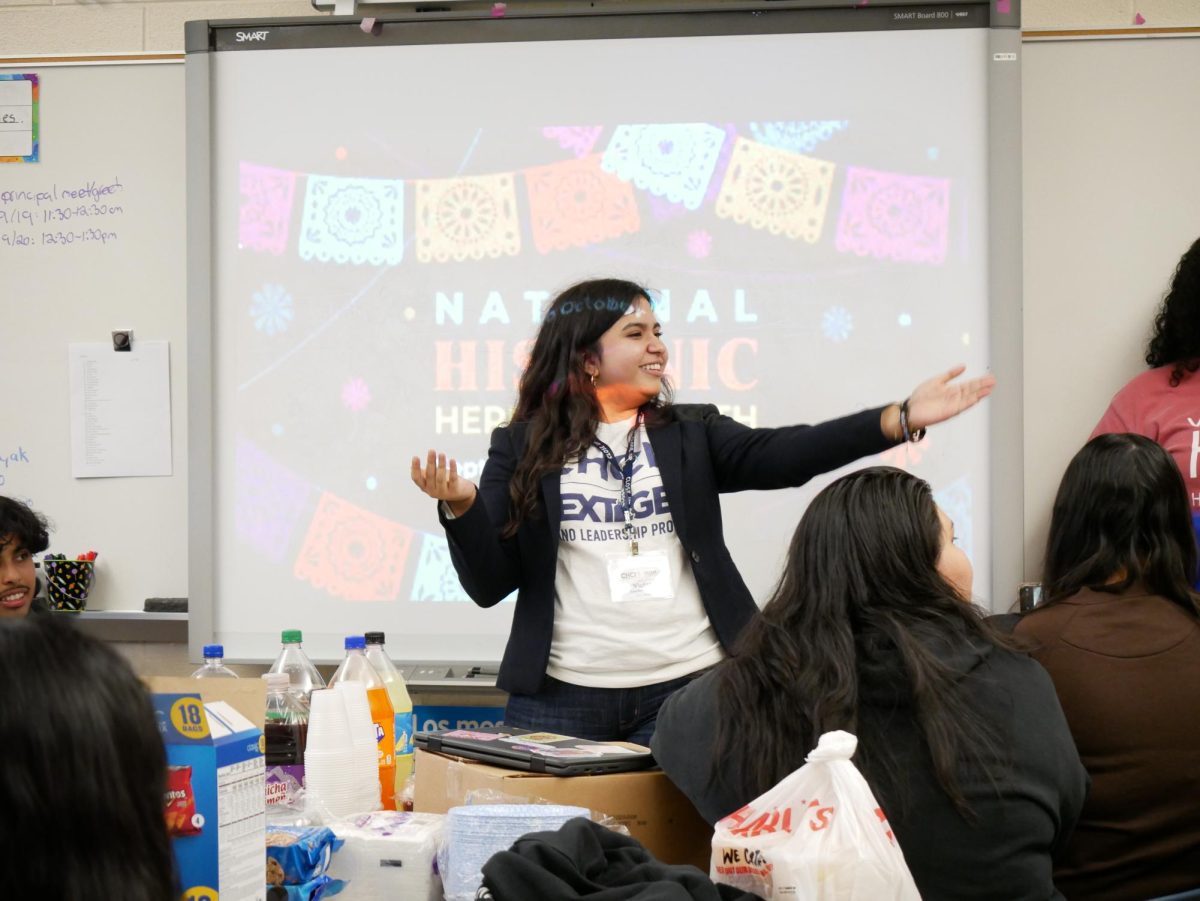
[0,535,37,618]
[586,295,667,420]
[935,506,973,602]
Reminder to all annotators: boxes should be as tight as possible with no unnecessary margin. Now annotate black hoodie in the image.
[480,817,763,901]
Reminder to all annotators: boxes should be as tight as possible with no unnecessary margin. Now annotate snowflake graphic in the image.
[686,229,713,259]
[821,306,854,343]
[341,377,371,412]
[250,284,294,336]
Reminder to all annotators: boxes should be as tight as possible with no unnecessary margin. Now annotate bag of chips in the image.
[164,765,202,837]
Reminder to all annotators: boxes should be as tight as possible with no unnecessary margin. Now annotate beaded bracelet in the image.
[899,398,927,444]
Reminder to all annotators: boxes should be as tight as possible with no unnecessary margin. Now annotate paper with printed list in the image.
[69,341,172,478]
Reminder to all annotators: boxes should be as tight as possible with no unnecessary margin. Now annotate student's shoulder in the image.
[969,640,1058,700]
[1114,364,1193,400]
[990,606,1074,639]
[1009,602,1082,648]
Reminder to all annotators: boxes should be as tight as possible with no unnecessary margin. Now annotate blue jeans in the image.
[504,672,700,746]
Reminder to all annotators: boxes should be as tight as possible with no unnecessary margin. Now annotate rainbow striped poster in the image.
[0,74,38,163]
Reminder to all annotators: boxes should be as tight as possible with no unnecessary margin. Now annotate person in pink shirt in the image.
[1093,237,1200,516]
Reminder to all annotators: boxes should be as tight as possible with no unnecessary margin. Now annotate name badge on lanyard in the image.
[593,415,676,604]
[606,549,673,604]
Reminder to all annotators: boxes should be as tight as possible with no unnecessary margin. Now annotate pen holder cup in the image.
[43,560,95,612]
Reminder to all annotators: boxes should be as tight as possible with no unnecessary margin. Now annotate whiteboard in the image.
[1022,35,1200,579]
[0,59,187,611]
[188,8,1022,664]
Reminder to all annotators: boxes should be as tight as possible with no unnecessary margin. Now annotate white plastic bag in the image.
[710,730,920,900]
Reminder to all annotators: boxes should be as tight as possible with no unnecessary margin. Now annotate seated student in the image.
[652,467,1088,901]
[0,615,177,900]
[0,496,50,618]
[1015,434,1200,901]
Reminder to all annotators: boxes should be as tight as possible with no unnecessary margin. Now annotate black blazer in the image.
[441,403,895,695]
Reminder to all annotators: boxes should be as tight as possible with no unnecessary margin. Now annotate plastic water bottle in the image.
[262,672,308,812]
[328,636,396,810]
[267,629,326,704]
[364,631,415,801]
[191,644,238,679]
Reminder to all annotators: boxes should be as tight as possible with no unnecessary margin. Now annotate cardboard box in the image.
[413,748,712,870]
[149,677,267,901]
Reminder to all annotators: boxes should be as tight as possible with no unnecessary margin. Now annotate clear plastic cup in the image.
[306,688,352,753]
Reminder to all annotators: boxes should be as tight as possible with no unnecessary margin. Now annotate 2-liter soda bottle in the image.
[267,629,326,705]
[364,631,415,802]
[262,672,308,812]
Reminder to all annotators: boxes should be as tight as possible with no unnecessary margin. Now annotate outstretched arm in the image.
[884,365,996,438]
[704,367,996,493]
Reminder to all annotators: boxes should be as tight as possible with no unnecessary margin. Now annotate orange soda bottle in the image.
[365,632,415,803]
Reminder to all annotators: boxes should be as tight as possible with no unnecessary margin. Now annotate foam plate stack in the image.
[328,811,444,901]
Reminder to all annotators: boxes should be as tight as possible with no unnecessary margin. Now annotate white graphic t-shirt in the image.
[547,415,724,688]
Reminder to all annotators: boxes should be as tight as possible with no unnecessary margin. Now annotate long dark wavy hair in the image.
[0,616,178,900]
[1146,236,1200,386]
[504,278,672,536]
[711,467,1009,818]
[1040,433,1200,614]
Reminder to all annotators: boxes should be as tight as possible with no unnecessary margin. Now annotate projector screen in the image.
[188,3,1013,663]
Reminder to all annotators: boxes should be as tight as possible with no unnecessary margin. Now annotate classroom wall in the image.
[1,0,1200,56]
[3,0,1198,680]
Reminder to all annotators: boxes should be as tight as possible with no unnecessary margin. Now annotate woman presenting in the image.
[412,278,994,742]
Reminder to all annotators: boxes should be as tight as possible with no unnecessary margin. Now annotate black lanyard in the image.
[592,414,643,555]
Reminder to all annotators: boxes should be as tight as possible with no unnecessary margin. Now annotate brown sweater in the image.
[1015,586,1200,901]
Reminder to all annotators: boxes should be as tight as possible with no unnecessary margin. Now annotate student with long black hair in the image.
[0,615,177,900]
[1016,434,1200,900]
[653,467,1087,900]
[412,278,995,742]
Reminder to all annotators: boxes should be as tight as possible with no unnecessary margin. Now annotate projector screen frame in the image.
[186,0,1023,663]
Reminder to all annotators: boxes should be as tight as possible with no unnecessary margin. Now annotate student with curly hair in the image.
[1093,236,1200,517]
[0,495,51,618]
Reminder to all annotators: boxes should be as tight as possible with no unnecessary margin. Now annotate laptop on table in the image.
[415,726,655,776]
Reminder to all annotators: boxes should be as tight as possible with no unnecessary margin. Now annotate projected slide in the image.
[206,20,992,661]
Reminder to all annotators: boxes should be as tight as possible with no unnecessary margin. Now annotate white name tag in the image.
[606,549,674,603]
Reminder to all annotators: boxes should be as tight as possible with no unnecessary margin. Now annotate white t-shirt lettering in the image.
[547,416,724,688]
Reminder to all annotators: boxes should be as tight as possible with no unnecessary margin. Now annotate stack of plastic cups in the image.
[335,681,384,812]
[304,688,362,820]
